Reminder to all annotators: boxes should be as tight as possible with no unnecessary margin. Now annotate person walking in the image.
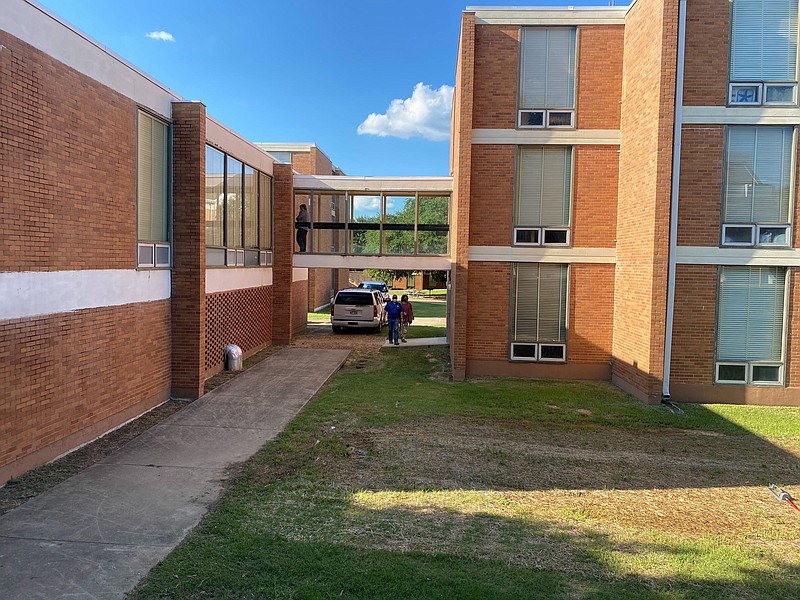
[399,294,414,343]
[384,294,402,345]
[295,204,309,252]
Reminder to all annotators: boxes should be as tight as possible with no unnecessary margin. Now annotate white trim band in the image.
[469,8,627,26]
[676,246,800,266]
[682,106,800,125]
[293,175,453,194]
[205,267,273,294]
[0,269,171,321]
[293,268,309,282]
[469,246,616,263]
[472,129,621,145]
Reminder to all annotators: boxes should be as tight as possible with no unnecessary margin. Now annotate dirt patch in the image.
[0,401,186,516]
[320,416,800,540]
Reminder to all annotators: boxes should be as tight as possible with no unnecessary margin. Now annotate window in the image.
[519,27,576,128]
[716,266,786,385]
[721,126,793,247]
[729,0,798,105]
[137,110,170,268]
[514,147,572,246]
[205,145,272,267]
[510,263,568,362]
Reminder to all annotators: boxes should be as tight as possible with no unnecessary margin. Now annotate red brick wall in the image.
[469,145,514,246]
[572,146,618,248]
[613,0,678,403]
[0,301,171,482]
[451,13,476,380]
[683,0,729,106]
[204,286,271,377]
[677,125,723,246]
[272,163,296,344]
[0,31,136,271]
[473,25,518,130]
[670,264,717,385]
[293,279,309,333]
[465,262,613,367]
[785,268,800,388]
[576,26,625,130]
[171,102,207,399]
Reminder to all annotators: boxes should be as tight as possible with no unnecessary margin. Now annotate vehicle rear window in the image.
[336,292,373,306]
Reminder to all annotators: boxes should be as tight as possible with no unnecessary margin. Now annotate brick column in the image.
[170,101,207,399]
[272,163,295,344]
[450,13,475,381]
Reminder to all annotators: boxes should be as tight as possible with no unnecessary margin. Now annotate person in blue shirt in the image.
[384,294,402,345]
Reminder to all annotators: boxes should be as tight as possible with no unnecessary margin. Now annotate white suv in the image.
[331,288,387,332]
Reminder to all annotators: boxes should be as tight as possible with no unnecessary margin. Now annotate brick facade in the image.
[683,0,730,106]
[576,26,625,130]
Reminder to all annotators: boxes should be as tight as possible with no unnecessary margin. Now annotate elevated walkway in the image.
[293,174,453,267]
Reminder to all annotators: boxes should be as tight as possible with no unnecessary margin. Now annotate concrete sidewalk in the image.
[0,347,349,600]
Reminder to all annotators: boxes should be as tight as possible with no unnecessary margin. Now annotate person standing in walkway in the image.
[399,294,414,343]
[296,203,309,252]
[384,294,402,345]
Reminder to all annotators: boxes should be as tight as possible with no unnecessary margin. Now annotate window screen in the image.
[516,147,572,227]
[519,27,576,109]
[730,0,798,82]
[723,126,792,223]
[717,266,786,362]
[137,111,169,243]
[511,263,568,343]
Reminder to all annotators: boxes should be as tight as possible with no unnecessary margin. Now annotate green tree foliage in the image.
[351,196,448,255]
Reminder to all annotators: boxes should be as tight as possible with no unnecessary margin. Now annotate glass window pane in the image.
[520,27,576,109]
[349,195,381,254]
[418,196,449,254]
[259,172,272,250]
[730,0,798,81]
[752,365,781,382]
[311,194,346,253]
[243,166,258,248]
[137,112,169,243]
[205,146,225,247]
[226,157,243,248]
[512,263,567,344]
[717,364,747,382]
[517,147,571,227]
[383,196,415,255]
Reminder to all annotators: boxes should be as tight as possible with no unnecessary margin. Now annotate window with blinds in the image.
[204,144,273,268]
[137,110,170,268]
[729,0,799,105]
[510,263,568,362]
[518,27,576,128]
[721,126,793,247]
[716,266,786,385]
[514,147,572,246]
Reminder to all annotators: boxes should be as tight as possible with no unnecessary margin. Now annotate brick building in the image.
[4,0,800,484]
[451,1,800,405]
[0,0,306,483]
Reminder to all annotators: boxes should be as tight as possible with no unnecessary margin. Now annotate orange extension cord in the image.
[769,484,800,514]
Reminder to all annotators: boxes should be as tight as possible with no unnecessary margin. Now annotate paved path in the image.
[0,347,349,600]
[383,337,448,348]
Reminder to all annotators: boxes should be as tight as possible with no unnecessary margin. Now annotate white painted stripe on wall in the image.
[3,0,180,118]
[682,106,800,125]
[469,246,616,263]
[293,268,309,282]
[205,268,273,294]
[471,8,627,25]
[0,269,171,321]
[676,246,800,266]
[293,175,453,193]
[472,129,621,145]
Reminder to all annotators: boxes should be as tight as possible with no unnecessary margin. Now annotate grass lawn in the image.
[132,348,800,600]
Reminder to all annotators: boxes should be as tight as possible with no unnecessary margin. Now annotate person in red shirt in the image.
[399,294,414,343]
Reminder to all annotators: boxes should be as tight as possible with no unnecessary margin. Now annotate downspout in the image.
[662,0,687,402]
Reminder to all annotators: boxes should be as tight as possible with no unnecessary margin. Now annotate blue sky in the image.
[36,0,611,176]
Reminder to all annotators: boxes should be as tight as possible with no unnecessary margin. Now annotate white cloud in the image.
[353,196,380,212]
[357,83,454,141]
[146,31,175,42]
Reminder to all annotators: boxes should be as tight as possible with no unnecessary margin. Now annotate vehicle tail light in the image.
[374,305,378,318]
